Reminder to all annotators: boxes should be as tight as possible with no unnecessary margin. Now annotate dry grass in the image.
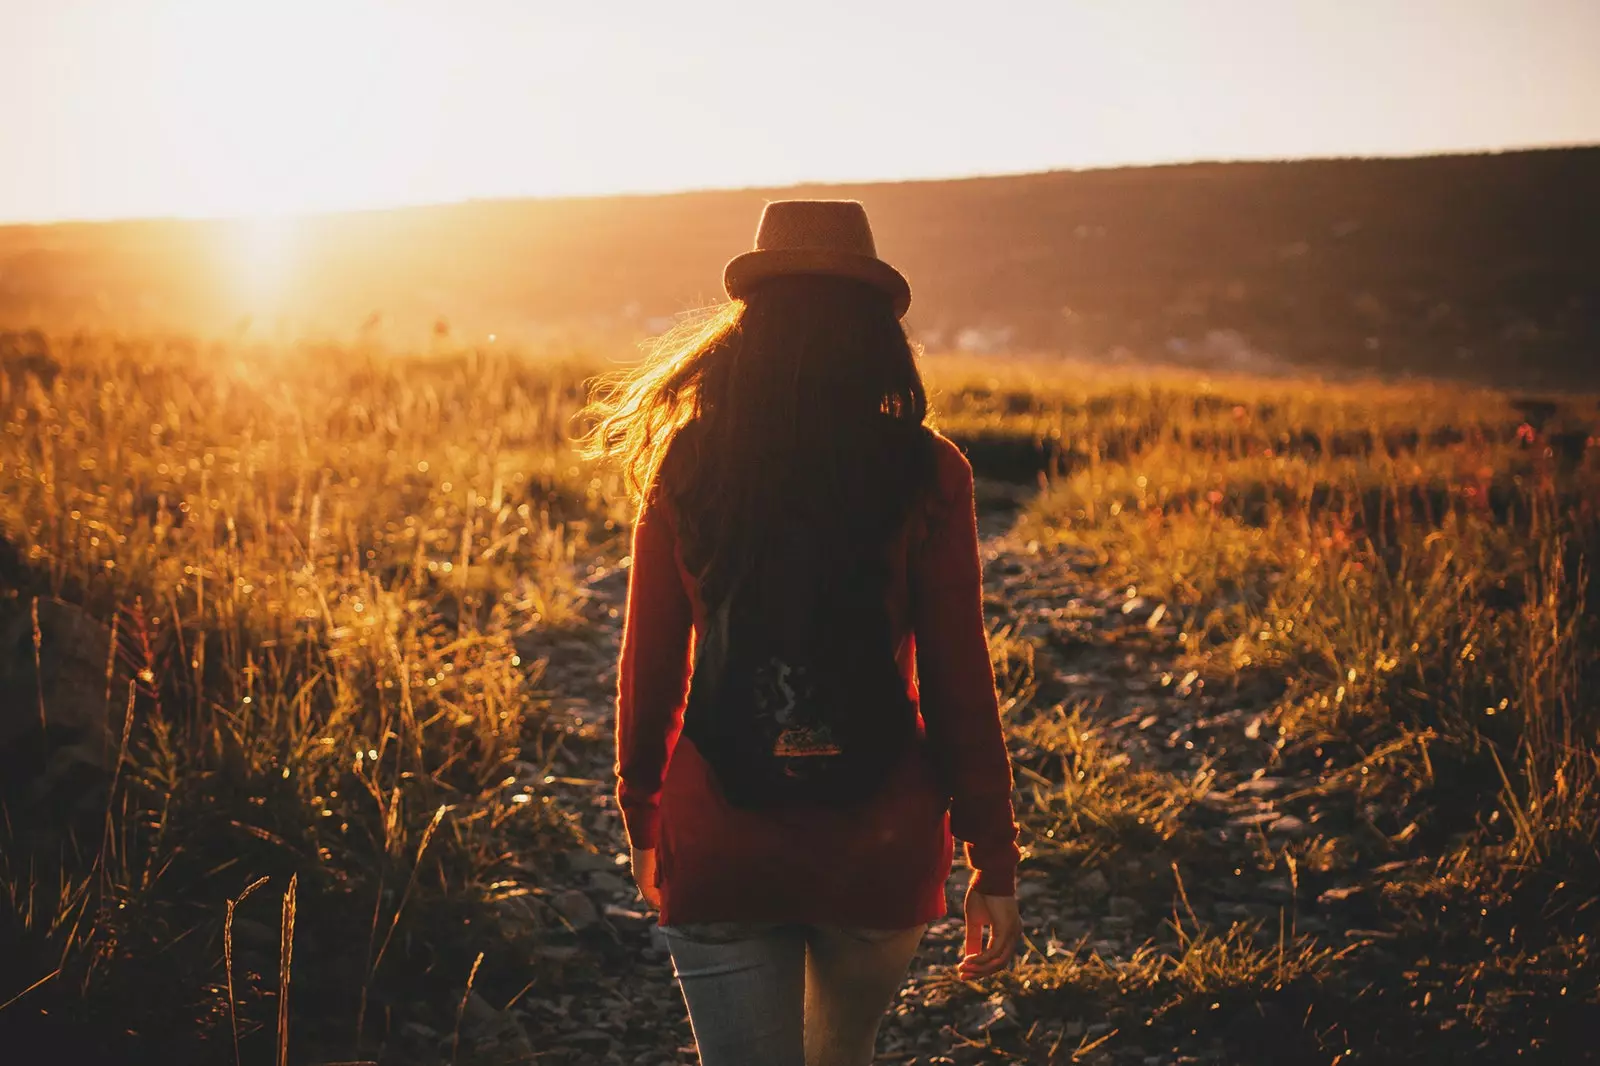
[1,335,1597,1062]
[940,358,1600,1060]
[1,335,605,1058]
[1011,703,1216,863]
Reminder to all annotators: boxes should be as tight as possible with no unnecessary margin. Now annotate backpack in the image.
[680,525,917,810]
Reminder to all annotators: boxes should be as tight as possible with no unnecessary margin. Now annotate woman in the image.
[588,200,1021,1066]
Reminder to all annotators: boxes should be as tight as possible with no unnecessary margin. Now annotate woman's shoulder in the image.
[873,422,970,503]
[926,430,974,494]
[897,431,973,544]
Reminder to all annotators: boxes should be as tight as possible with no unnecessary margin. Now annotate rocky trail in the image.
[452,486,1391,1066]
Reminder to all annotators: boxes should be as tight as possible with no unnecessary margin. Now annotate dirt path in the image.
[487,490,1368,1066]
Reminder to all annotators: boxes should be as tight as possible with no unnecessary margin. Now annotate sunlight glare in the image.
[147,1,448,217]
[227,214,302,309]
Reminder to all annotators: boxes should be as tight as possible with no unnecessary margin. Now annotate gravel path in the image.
[462,491,1376,1066]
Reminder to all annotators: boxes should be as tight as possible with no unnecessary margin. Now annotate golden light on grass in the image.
[0,335,1594,1059]
[278,873,297,1066]
[225,875,271,1066]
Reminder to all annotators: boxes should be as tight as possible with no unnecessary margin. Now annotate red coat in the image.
[613,432,1019,928]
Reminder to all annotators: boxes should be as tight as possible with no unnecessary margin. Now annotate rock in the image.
[495,894,546,941]
[1055,919,1090,940]
[565,1028,615,1047]
[400,1020,441,1045]
[551,888,599,930]
[459,992,539,1063]
[1016,877,1049,902]
[649,923,671,954]
[1108,896,1144,919]
[473,1024,539,1065]
[534,944,581,962]
[588,871,632,896]
[229,917,277,949]
[461,990,501,1029]
[1075,869,1111,901]
[0,597,125,808]
[1268,815,1307,837]
[565,848,623,873]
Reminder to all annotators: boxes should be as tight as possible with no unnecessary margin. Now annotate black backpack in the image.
[680,526,917,810]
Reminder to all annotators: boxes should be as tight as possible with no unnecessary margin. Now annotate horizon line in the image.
[4,138,1596,230]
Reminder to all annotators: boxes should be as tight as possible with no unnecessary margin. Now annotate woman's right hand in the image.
[631,845,662,910]
[959,881,1021,979]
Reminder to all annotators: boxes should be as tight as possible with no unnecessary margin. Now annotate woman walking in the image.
[589,200,1021,1066]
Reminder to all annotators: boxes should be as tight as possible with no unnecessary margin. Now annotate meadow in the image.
[0,329,1595,1065]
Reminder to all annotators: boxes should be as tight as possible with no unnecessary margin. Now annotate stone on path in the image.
[1074,869,1111,901]
[551,888,600,931]
[0,596,125,808]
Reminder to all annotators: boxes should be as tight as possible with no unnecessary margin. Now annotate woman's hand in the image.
[959,880,1021,979]
[631,846,662,910]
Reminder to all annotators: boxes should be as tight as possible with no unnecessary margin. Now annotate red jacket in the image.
[614,431,1020,928]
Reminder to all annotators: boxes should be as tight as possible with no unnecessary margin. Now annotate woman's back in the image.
[618,428,1016,928]
[667,417,929,812]
[589,199,1020,1065]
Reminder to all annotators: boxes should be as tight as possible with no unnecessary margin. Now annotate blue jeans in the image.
[660,921,927,1066]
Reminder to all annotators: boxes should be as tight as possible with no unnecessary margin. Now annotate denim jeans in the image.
[659,921,927,1066]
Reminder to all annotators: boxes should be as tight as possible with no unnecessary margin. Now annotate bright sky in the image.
[2,0,1597,223]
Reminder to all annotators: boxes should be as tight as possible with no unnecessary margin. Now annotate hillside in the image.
[1,147,1596,385]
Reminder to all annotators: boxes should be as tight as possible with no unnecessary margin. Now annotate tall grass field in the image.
[1,331,1596,1065]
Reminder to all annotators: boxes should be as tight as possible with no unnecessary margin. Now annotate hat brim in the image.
[724,249,911,319]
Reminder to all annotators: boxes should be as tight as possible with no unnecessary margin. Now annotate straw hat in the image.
[724,200,911,319]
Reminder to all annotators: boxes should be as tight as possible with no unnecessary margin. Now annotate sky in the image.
[1,0,1598,224]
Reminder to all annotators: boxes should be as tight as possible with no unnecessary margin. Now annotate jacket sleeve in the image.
[910,440,1021,895]
[613,486,694,850]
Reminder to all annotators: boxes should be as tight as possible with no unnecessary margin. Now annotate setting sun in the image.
[227,214,302,306]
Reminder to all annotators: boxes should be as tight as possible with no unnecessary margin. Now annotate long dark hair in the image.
[585,274,935,603]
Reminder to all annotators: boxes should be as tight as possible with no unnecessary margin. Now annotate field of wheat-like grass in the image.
[1,334,1596,1065]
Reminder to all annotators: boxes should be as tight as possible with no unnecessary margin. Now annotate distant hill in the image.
[1,148,1596,386]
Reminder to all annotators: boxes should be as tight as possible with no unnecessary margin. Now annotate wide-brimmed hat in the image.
[724,200,911,319]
